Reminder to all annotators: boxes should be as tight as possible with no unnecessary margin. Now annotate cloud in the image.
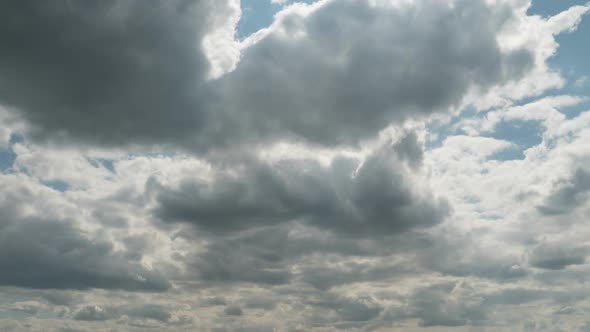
[529,242,589,270]
[308,294,383,322]
[0,174,170,292]
[0,0,534,151]
[218,0,533,147]
[0,0,237,149]
[125,304,173,322]
[223,306,243,316]
[73,305,120,322]
[154,133,448,237]
[73,303,180,326]
[537,168,590,216]
[384,282,485,327]
[546,4,590,34]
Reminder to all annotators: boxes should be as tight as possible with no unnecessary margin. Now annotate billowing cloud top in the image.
[0,0,590,331]
[1,0,533,150]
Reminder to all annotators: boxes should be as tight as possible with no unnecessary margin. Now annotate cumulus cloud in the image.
[537,167,590,216]
[154,133,448,237]
[529,242,589,270]
[0,0,534,151]
[218,0,533,147]
[0,174,170,292]
[0,0,238,148]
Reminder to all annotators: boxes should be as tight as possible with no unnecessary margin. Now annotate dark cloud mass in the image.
[529,242,589,270]
[217,0,534,146]
[0,177,170,292]
[155,134,449,236]
[0,0,533,150]
[0,0,230,147]
[537,167,590,216]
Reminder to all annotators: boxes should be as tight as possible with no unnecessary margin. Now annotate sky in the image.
[0,0,590,331]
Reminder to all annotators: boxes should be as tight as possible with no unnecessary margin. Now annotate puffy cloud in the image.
[529,242,589,270]
[0,0,535,151]
[218,0,533,147]
[537,167,590,216]
[154,133,449,237]
[0,174,170,292]
[0,0,238,148]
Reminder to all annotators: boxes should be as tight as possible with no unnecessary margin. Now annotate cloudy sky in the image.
[0,0,589,331]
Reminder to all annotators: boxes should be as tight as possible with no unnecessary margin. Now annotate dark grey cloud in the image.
[188,233,293,285]
[416,233,528,281]
[177,224,370,286]
[300,256,419,290]
[126,304,172,322]
[529,243,589,270]
[0,0,231,148]
[73,305,120,321]
[201,297,227,307]
[155,139,449,237]
[308,294,383,323]
[481,288,547,307]
[537,168,590,216]
[0,0,533,152]
[223,306,243,316]
[176,223,435,288]
[40,291,76,306]
[384,282,486,327]
[73,303,177,326]
[0,181,170,292]
[217,0,533,147]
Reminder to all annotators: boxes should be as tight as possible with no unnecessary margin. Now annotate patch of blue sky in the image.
[487,120,545,160]
[86,157,116,174]
[486,0,590,160]
[428,1,589,159]
[42,179,70,192]
[237,0,319,39]
[425,107,480,151]
[0,148,16,172]
[559,97,590,119]
[426,104,546,161]
[529,1,590,99]
[0,133,23,172]
[528,0,588,19]
[99,159,116,173]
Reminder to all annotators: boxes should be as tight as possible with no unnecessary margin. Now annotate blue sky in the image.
[530,1,590,97]
[238,0,318,38]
